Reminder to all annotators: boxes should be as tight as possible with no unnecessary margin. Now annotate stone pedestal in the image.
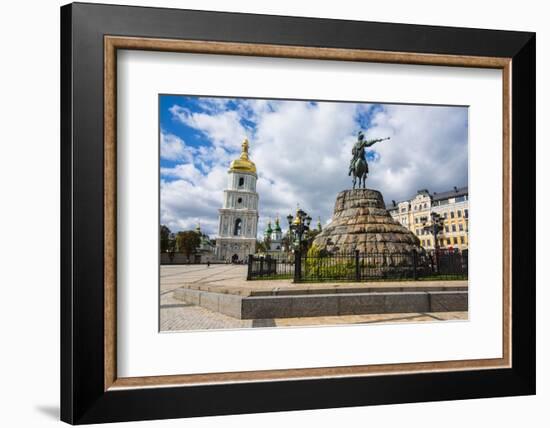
[173,282,468,319]
[313,189,422,253]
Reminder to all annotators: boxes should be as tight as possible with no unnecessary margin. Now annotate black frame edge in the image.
[71,1,533,57]
[60,3,74,425]
[510,33,536,393]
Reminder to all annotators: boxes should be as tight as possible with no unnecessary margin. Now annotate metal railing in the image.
[246,254,295,280]
[247,249,467,282]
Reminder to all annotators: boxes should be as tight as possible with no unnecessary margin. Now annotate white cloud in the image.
[160,164,227,235]
[160,163,203,183]
[250,101,360,232]
[169,104,249,150]
[160,132,195,162]
[160,99,467,239]
[364,104,468,204]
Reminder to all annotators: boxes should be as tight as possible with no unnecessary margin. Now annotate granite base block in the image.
[173,287,468,319]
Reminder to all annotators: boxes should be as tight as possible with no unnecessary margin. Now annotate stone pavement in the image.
[160,264,468,332]
[161,290,254,330]
[160,264,247,294]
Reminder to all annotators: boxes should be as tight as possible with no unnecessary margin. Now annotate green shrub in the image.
[303,245,355,279]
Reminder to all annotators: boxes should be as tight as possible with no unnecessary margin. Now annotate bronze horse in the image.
[349,134,390,189]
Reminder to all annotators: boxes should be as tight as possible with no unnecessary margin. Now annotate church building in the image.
[264,217,283,254]
[215,139,259,262]
[194,223,216,263]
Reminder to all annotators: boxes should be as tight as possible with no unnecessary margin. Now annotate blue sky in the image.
[160,95,468,238]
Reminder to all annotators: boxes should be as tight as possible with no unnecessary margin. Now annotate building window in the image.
[423,203,427,209]
[447,238,451,245]
[452,224,456,232]
[464,209,468,218]
[238,177,244,187]
[459,223,463,231]
[450,211,455,219]
[234,218,242,236]
[415,218,418,224]
[460,236,465,244]
[445,225,449,233]
[237,197,242,204]
[453,237,458,244]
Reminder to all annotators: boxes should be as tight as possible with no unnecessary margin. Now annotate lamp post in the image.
[286,208,312,252]
[422,212,444,272]
[287,207,312,282]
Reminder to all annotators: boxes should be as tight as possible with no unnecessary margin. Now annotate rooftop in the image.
[386,186,468,209]
[432,186,468,201]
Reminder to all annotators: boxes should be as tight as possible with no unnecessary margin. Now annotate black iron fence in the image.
[247,249,467,282]
[247,254,295,280]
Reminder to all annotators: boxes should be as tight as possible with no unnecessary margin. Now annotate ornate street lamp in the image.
[286,207,312,252]
[287,207,312,282]
[422,212,444,272]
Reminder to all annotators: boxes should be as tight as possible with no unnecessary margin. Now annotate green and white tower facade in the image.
[264,217,283,253]
[216,139,259,262]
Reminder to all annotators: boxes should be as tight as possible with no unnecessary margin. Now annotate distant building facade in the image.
[263,217,284,255]
[216,139,259,262]
[194,223,216,263]
[388,186,469,251]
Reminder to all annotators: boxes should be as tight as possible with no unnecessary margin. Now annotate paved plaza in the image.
[160,264,467,332]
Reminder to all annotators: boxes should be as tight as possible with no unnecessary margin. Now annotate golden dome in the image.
[293,207,302,225]
[229,139,257,174]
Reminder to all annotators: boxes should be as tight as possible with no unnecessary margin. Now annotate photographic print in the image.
[159,95,469,332]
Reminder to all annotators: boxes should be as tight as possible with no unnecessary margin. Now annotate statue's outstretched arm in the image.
[365,137,390,147]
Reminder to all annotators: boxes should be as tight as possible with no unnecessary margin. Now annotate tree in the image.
[167,234,177,262]
[176,231,201,261]
[160,225,171,253]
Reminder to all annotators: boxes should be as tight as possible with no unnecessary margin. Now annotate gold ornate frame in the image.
[103,36,512,391]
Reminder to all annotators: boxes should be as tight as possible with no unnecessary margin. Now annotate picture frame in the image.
[61,2,535,424]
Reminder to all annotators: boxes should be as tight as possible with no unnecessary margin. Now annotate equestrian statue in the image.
[348,131,390,189]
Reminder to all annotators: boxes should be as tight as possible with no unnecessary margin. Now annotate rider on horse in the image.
[348,131,390,188]
[349,131,367,176]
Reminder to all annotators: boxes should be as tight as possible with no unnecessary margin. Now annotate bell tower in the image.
[216,139,259,262]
